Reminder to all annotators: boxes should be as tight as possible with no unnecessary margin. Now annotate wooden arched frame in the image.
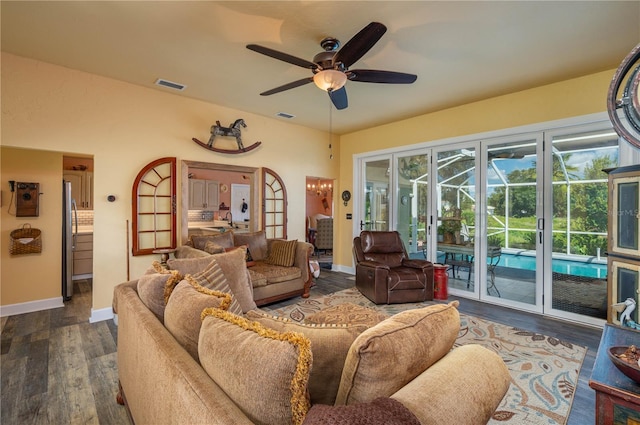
[132,157,177,256]
[262,168,287,239]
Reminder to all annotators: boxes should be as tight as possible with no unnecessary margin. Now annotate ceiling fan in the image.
[246,22,417,110]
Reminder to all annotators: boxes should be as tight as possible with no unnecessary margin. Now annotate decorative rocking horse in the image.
[192,118,262,154]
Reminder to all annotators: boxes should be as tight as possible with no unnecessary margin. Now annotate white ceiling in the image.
[2,1,639,134]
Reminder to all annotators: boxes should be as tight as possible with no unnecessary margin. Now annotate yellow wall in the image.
[1,148,63,305]
[1,52,338,315]
[334,70,614,268]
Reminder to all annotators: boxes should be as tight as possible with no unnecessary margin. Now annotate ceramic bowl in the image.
[608,346,640,384]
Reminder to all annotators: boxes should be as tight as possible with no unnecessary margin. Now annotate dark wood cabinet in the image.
[589,324,640,424]
[607,165,640,325]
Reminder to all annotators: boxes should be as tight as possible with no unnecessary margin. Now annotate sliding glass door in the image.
[360,157,390,232]
[544,126,618,324]
[482,134,543,312]
[396,151,429,257]
[431,144,479,297]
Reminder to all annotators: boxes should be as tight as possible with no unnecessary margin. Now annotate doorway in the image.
[181,161,259,243]
[305,176,334,265]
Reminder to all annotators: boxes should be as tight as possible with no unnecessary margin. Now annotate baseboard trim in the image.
[89,307,114,323]
[0,297,64,317]
[331,264,355,275]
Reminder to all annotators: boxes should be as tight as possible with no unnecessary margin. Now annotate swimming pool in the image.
[419,248,608,279]
[498,252,607,279]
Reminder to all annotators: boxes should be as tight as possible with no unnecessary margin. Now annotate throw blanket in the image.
[302,397,421,425]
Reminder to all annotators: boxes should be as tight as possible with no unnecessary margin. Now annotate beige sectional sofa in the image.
[181,230,314,306]
[113,250,511,425]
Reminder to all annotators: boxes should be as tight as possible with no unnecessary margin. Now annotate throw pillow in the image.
[191,257,243,315]
[245,245,255,267]
[212,246,256,313]
[167,256,216,276]
[302,397,420,425]
[164,276,233,361]
[233,231,268,261]
[199,308,312,425]
[246,310,368,406]
[335,301,461,406]
[265,239,298,267]
[190,231,234,251]
[225,244,255,266]
[306,303,389,327]
[137,268,182,323]
[173,245,210,259]
[203,240,225,254]
[167,247,256,313]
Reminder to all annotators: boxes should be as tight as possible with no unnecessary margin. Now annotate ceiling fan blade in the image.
[349,69,417,84]
[246,44,318,69]
[328,87,348,110]
[260,77,314,96]
[333,22,387,69]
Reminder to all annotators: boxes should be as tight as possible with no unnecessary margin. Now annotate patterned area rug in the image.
[263,288,586,425]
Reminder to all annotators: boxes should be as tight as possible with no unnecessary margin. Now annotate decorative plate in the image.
[220,184,228,193]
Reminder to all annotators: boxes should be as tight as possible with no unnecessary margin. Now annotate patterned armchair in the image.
[314,218,333,253]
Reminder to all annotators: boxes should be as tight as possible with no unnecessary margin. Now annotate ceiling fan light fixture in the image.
[313,70,347,92]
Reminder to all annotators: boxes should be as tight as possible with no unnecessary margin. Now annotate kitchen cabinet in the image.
[64,170,93,209]
[189,179,219,211]
[73,233,93,277]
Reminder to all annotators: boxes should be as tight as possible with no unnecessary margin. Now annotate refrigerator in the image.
[62,180,77,300]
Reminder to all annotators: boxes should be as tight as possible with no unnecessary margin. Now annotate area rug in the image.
[263,288,587,425]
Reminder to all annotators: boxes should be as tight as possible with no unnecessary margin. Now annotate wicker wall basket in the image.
[10,224,42,255]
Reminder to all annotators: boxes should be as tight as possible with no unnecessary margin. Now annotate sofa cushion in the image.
[137,267,182,323]
[246,310,368,406]
[174,245,210,259]
[265,239,298,267]
[335,301,460,405]
[191,231,234,251]
[199,308,312,425]
[164,275,233,361]
[249,261,301,284]
[247,268,268,288]
[203,240,226,254]
[167,247,257,313]
[233,231,268,261]
[302,397,420,425]
[306,303,388,327]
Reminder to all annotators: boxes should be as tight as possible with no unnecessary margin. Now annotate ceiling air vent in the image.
[276,112,295,119]
[155,78,187,91]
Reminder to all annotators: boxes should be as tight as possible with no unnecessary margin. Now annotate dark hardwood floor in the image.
[1,270,602,424]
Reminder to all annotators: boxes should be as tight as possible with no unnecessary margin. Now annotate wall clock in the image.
[341,190,351,206]
[608,43,640,148]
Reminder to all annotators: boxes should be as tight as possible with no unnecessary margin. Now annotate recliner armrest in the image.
[358,260,390,270]
[401,259,433,270]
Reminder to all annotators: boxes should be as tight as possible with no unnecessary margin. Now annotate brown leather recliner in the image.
[353,231,434,304]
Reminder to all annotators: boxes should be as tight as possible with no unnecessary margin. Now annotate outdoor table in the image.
[437,244,502,296]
